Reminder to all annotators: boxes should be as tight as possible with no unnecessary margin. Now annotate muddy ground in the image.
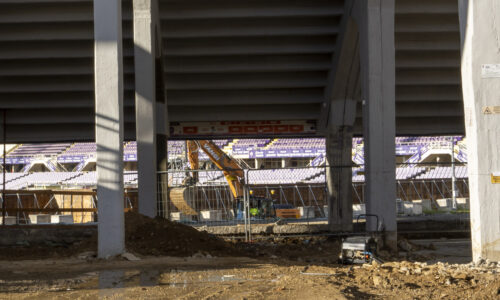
[0,214,498,299]
[0,244,498,300]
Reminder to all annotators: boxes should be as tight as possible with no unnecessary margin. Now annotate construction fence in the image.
[0,163,470,227]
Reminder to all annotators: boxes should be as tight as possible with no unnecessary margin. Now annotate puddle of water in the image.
[98,270,125,298]
[206,274,243,282]
[139,270,160,287]
[92,268,271,293]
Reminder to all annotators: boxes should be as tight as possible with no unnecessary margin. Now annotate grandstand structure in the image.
[0,0,497,261]
[1,137,468,204]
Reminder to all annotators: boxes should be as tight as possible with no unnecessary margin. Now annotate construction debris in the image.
[121,252,140,261]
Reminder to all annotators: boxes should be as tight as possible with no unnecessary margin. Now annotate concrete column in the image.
[354,0,397,250]
[323,13,359,232]
[94,0,125,258]
[133,0,160,217]
[460,0,500,262]
[156,92,168,218]
[155,20,169,218]
[326,123,354,231]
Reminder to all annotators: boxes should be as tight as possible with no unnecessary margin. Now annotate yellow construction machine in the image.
[169,140,289,220]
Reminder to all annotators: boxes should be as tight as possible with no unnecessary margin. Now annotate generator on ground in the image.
[339,214,382,264]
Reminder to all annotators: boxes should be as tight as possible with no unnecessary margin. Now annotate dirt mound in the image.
[124,212,240,257]
[237,236,341,263]
[0,213,242,260]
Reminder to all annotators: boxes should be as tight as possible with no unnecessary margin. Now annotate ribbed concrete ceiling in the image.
[394,0,464,135]
[162,0,344,123]
[0,0,464,142]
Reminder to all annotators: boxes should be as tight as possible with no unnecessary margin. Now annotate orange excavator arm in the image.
[189,140,244,200]
[186,140,199,182]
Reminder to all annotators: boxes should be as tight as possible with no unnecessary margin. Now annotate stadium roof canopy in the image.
[0,0,463,142]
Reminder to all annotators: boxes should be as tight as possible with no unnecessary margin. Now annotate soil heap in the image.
[124,212,240,257]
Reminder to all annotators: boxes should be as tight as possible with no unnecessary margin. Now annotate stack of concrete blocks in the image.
[352,204,366,217]
[0,216,17,225]
[298,206,315,219]
[29,214,51,224]
[413,199,432,212]
[51,215,74,224]
[200,210,223,222]
[170,212,193,222]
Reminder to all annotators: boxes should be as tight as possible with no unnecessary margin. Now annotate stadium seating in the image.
[8,143,71,157]
[0,136,468,189]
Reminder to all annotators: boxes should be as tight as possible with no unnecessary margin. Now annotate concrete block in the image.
[403,202,414,215]
[200,210,222,221]
[170,212,193,222]
[456,198,469,209]
[0,216,17,225]
[402,202,422,216]
[413,199,432,211]
[29,214,51,224]
[436,198,453,211]
[412,203,423,215]
[51,215,74,224]
[298,206,315,219]
[353,204,366,217]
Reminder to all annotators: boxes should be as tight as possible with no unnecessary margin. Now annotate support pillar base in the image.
[382,231,398,254]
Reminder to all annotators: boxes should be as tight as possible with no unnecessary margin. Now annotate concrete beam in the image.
[133,0,158,218]
[94,0,125,258]
[353,0,397,251]
[460,0,500,262]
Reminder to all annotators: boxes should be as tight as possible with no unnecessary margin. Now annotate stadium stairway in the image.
[61,172,93,184]
[408,168,427,180]
[4,144,21,156]
[263,138,279,150]
[58,143,74,156]
[223,139,237,153]
[303,169,325,183]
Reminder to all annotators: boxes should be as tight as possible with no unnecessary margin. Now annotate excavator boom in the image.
[192,140,244,199]
[171,140,289,220]
[186,140,199,182]
[169,140,245,216]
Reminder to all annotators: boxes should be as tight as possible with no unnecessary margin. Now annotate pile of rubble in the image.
[349,259,500,298]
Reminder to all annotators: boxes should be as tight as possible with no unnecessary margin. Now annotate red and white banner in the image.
[170,120,316,138]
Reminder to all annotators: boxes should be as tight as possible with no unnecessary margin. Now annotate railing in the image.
[161,167,329,238]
